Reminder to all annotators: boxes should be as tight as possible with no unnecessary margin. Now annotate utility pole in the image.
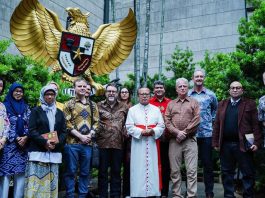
[142,0,151,87]
[134,0,141,101]
[158,0,165,80]
[111,0,119,79]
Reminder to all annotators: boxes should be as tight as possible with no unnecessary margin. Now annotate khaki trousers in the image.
[169,137,198,198]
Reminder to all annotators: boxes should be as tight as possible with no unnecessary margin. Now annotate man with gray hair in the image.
[165,78,200,198]
[188,68,218,198]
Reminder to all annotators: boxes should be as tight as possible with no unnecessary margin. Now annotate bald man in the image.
[212,81,262,198]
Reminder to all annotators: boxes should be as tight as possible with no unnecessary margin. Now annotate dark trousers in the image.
[122,138,131,197]
[197,137,214,197]
[220,142,255,198]
[160,141,170,197]
[98,148,123,198]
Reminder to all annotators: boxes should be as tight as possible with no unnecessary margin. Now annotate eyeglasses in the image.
[121,91,129,94]
[106,90,117,93]
[44,93,55,96]
[139,93,150,96]
[14,90,23,93]
[230,86,242,90]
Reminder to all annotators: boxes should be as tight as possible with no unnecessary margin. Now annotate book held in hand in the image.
[244,133,254,150]
[41,131,59,144]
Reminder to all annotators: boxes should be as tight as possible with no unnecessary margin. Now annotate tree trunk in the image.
[158,0,165,80]
[134,0,141,101]
[142,0,151,87]
[111,0,119,79]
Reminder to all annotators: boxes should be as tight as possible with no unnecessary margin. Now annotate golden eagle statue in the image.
[10,0,137,95]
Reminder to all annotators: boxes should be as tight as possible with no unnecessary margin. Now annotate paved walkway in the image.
[176,182,242,198]
[59,181,243,198]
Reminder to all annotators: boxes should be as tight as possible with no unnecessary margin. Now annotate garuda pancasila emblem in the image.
[10,0,137,95]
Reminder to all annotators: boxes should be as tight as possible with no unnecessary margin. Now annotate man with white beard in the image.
[97,83,128,198]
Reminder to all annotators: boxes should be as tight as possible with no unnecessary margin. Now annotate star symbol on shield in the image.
[73,48,84,60]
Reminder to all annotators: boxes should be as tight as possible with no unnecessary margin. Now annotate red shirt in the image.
[150,96,171,140]
[149,96,171,115]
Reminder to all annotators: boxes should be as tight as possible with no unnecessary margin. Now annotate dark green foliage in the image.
[0,40,70,106]
[199,52,245,100]
[0,40,49,106]
[166,46,195,80]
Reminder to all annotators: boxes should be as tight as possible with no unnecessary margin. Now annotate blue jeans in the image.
[98,148,123,198]
[197,137,214,197]
[220,142,255,198]
[64,144,92,198]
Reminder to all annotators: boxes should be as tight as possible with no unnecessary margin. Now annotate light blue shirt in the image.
[258,95,265,122]
[188,88,218,138]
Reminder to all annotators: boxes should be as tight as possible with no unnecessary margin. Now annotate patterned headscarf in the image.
[39,85,57,131]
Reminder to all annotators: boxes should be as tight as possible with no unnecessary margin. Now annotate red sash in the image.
[135,124,162,191]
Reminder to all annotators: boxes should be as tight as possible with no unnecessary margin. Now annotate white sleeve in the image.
[126,108,142,139]
[153,109,165,140]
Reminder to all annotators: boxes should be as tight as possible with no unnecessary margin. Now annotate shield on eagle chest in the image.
[58,31,95,76]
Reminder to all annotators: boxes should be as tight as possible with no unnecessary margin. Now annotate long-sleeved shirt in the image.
[164,97,200,138]
[188,88,218,138]
[63,97,99,145]
[97,100,128,149]
[126,103,165,197]
[0,103,9,138]
[258,95,265,122]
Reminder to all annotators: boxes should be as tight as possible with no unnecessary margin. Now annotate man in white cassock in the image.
[126,87,165,197]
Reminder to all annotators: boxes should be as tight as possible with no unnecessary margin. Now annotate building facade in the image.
[0,0,247,82]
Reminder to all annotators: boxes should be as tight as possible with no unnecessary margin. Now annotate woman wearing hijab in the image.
[24,85,66,198]
[0,82,30,198]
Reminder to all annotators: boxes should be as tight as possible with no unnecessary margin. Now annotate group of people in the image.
[0,68,263,198]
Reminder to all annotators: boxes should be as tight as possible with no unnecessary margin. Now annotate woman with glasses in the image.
[118,87,132,198]
[24,85,66,198]
[0,82,30,198]
[119,87,132,108]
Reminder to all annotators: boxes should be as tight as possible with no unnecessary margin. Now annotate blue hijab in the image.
[4,82,27,136]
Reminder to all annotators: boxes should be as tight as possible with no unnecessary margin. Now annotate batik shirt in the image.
[0,105,30,176]
[0,103,9,138]
[63,97,99,145]
[188,88,218,138]
[258,95,265,122]
[97,100,128,149]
